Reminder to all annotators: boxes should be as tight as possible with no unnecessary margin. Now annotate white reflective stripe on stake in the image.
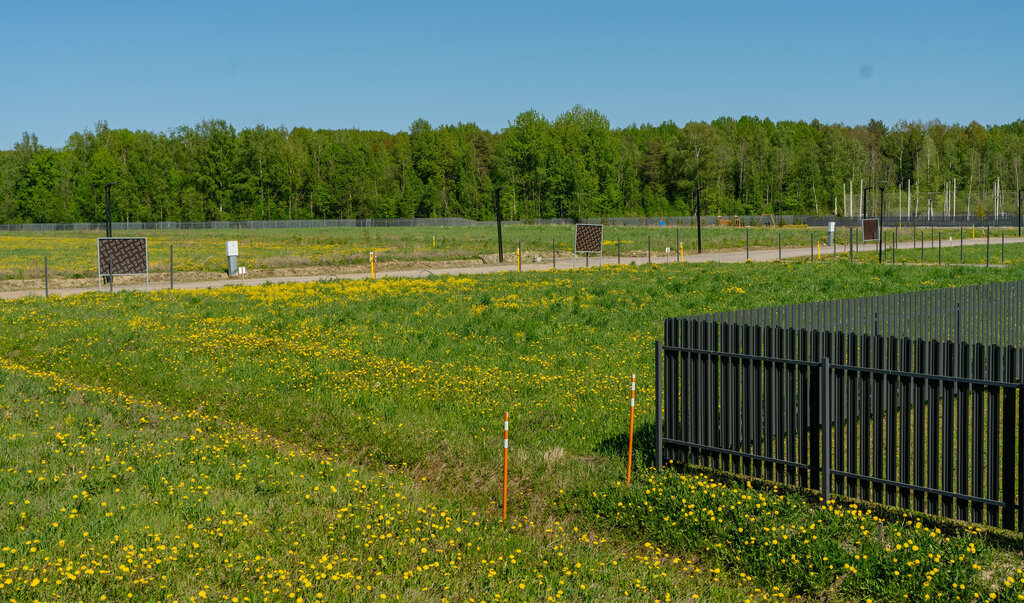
[504,421,509,431]
[504,438,509,448]
[631,374,636,406]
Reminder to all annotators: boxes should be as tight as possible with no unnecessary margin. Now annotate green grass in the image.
[3,260,1024,600]
[5,224,1018,283]
[850,239,1024,266]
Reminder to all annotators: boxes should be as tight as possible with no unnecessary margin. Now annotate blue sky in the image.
[3,1,1022,148]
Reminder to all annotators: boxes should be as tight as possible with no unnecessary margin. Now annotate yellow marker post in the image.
[432,235,435,249]
[370,252,376,279]
[679,244,684,263]
[817,242,821,260]
[517,244,521,272]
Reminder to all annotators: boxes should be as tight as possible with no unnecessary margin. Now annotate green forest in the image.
[0,106,1021,223]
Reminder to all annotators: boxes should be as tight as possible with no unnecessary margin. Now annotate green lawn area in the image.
[2,260,1024,600]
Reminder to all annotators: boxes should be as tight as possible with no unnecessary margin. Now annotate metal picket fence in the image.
[654,280,1024,542]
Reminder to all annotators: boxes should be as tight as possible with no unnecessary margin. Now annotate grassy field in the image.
[2,224,1021,283]
[3,260,1024,600]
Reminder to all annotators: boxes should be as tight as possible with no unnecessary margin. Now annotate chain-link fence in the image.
[4,214,1020,232]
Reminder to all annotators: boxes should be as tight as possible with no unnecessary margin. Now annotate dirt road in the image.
[2,237,1019,300]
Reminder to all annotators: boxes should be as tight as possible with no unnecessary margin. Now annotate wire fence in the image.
[2,213,1021,232]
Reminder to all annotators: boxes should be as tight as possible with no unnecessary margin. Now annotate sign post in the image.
[574,224,603,266]
[97,237,149,292]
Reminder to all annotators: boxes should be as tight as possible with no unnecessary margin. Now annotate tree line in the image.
[0,106,1021,224]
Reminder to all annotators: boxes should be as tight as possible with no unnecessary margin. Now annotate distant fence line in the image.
[1,214,1022,232]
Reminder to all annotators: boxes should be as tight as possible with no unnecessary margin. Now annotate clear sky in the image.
[3,0,1022,148]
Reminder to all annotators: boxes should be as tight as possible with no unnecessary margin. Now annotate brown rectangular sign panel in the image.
[862,218,879,242]
[98,237,149,276]
[574,224,603,253]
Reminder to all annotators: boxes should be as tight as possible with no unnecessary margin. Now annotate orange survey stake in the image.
[627,374,635,485]
[502,411,509,520]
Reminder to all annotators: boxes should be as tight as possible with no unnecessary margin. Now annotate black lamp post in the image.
[695,185,706,254]
[493,186,504,263]
[104,183,115,238]
[877,182,887,264]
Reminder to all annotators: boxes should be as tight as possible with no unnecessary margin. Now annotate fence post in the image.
[849,226,854,261]
[44,257,48,298]
[1000,347,1018,530]
[655,339,662,470]
[170,245,174,289]
[987,226,991,267]
[961,227,964,263]
[746,227,749,260]
[617,239,621,265]
[1020,370,1024,556]
[821,355,832,501]
[552,239,556,268]
[938,235,941,264]
[1002,234,1005,264]
[648,235,651,264]
[779,233,782,260]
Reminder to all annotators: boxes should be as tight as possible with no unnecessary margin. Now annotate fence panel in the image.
[656,281,1024,540]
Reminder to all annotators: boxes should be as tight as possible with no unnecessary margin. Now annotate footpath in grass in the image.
[3,261,1024,599]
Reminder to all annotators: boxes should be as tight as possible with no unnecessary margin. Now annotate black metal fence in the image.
[654,280,1024,540]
